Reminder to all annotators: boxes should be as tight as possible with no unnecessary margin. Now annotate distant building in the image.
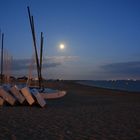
[17,76,28,82]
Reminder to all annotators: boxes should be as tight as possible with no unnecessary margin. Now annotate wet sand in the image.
[0,81,140,140]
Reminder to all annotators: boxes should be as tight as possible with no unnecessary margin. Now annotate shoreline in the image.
[76,80,140,93]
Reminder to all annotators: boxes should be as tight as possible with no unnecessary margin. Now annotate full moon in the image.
[59,44,65,50]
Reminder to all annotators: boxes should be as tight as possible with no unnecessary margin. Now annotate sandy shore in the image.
[0,81,140,140]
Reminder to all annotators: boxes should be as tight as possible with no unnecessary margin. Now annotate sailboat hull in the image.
[40,91,66,99]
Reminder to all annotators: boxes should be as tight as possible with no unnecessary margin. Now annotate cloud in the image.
[46,56,79,64]
[11,59,31,70]
[88,61,140,80]
[8,57,140,80]
[101,61,140,75]
[11,55,79,71]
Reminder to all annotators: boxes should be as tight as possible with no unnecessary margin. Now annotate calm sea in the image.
[77,80,140,92]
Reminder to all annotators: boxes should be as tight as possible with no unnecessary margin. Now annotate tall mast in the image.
[27,6,41,88]
[0,29,2,83]
[1,33,4,84]
[40,32,44,88]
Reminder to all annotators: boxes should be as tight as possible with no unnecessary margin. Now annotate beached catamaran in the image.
[0,7,66,107]
[27,6,66,100]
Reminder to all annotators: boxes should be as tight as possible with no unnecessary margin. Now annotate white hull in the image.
[0,97,4,106]
[10,86,25,104]
[21,87,35,105]
[0,87,16,105]
[0,84,67,107]
[40,91,66,99]
[31,88,46,107]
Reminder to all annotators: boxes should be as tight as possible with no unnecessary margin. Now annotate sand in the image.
[0,81,140,140]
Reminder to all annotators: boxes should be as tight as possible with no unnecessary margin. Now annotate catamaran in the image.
[26,6,66,100]
[0,7,66,107]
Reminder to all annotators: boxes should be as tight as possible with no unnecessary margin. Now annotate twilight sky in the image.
[0,0,140,80]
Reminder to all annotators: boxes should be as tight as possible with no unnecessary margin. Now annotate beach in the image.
[0,81,140,140]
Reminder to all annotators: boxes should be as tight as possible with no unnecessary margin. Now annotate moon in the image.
[59,44,65,50]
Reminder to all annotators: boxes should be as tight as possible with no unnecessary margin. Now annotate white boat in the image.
[40,90,66,99]
[30,87,67,99]
[27,7,67,100]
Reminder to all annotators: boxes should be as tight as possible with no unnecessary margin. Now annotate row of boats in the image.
[0,84,66,107]
[0,7,67,107]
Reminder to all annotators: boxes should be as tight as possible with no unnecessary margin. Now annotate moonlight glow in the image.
[59,44,65,50]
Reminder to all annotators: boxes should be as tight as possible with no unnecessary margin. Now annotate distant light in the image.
[59,44,65,50]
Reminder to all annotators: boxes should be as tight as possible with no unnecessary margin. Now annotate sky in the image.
[0,0,140,80]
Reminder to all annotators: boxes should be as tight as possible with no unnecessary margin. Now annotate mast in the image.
[40,32,44,88]
[27,6,41,88]
[1,33,4,84]
[0,29,1,83]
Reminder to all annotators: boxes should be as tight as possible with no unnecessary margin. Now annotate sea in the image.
[77,80,140,92]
